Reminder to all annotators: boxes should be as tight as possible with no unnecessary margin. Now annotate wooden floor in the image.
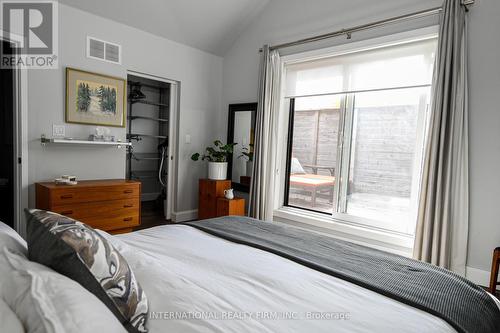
[133,200,175,231]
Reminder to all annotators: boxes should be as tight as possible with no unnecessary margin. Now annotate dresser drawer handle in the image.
[60,194,73,199]
[123,190,133,194]
[123,217,133,222]
[60,210,73,215]
[123,204,133,208]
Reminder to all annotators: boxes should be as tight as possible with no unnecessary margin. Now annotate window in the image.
[283,36,437,235]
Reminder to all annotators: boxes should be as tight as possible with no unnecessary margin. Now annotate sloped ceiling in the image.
[58,0,271,56]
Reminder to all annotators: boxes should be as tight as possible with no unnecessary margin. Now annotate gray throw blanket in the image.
[184,217,500,333]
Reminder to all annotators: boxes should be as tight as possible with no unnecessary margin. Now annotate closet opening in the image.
[126,73,177,225]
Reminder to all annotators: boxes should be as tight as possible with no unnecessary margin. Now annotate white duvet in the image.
[105,224,457,333]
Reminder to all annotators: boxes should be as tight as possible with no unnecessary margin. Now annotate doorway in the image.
[126,71,178,226]
[0,40,15,228]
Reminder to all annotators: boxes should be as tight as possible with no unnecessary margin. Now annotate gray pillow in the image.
[25,209,148,333]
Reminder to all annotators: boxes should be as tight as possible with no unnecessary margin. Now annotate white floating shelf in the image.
[41,135,131,148]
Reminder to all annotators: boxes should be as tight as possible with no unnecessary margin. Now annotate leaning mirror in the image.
[227,103,257,193]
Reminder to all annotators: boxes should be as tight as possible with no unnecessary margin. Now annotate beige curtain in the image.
[249,45,281,221]
[413,0,469,275]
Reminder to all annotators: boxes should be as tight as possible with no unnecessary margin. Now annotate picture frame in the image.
[65,67,127,127]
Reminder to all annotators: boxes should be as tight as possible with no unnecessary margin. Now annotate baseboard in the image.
[172,209,198,223]
[466,266,496,287]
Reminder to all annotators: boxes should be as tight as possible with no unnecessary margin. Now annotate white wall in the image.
[222,0,500,278]
[27,4,223,224]
[467,0,500,274]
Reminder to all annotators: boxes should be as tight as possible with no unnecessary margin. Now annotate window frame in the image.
[274,26,439,253]
[283,88,430,234]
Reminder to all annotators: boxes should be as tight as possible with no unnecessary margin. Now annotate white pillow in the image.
[0,222,27,255]
[0,248,127,333]
[290,157,306,174]
[0,297,24,333]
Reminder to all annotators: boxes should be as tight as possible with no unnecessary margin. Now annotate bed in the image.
[1,217,500,332]
[109,223,455,332]
[110,217,500,333]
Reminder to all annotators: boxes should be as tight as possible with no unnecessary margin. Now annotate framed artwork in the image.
[66,67,127,127]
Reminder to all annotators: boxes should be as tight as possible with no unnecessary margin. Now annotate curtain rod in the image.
[261,0,474,52]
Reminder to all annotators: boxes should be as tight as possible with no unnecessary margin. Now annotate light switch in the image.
[53,124,65,137]
[185,134,191,144]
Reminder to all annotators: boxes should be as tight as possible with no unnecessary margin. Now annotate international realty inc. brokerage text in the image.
[150,311,351,321]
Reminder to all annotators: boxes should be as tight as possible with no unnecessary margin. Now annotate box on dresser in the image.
[36,179,141,234]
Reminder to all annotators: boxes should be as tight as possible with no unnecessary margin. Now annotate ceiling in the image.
[58,0,271,56]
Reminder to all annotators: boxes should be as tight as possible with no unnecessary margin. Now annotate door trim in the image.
[1,31,29,237]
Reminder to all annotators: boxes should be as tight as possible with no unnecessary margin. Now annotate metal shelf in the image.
[127,75,170,188]
[41,135,131,148]
[128,80,169,90]
[142,192,162,198]
[129,153,162,161]
[130,99,169,108]
[127,133,167,140]
[131,170,158,180]
[129,115,168,123]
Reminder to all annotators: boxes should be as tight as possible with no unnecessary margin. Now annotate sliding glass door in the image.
[285,94,343,214]
[283,36,437,235]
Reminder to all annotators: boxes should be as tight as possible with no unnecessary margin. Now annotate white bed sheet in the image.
[107,225,457,333]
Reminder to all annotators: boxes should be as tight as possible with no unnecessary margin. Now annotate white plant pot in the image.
[208,162,228,180]
[246,161,253,177]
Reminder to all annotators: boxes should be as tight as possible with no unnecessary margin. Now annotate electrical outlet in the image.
[52,124,66,138]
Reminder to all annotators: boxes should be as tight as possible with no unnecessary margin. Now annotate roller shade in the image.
[285,37,437,98]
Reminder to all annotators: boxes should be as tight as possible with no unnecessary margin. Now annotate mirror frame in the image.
[227,102,258,192]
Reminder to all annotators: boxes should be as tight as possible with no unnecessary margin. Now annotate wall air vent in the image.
[87,36,121,64]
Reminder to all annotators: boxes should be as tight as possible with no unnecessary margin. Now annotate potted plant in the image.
[239,144,254,177]
[191,140,237,180]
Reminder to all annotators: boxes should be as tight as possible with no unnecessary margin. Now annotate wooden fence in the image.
[291,106,418,197]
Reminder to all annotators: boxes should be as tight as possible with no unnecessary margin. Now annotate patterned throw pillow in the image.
[25,209,148,333]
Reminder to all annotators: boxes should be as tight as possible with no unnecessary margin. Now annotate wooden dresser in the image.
[216,197,245,217]
[36,179,141,234]
[198,179,231,220]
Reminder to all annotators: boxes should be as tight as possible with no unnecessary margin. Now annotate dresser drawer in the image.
[82,214,140,232]
[52,198,139,220]
[50,184,139,205]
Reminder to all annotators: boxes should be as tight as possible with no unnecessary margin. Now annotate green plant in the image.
[191,140,237,163]
[238,144,254,162]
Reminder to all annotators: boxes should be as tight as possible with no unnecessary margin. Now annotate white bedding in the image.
[106,225,457,333]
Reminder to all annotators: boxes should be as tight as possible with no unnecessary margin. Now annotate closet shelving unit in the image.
[131,100,169,107]
[126,77,170,202]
